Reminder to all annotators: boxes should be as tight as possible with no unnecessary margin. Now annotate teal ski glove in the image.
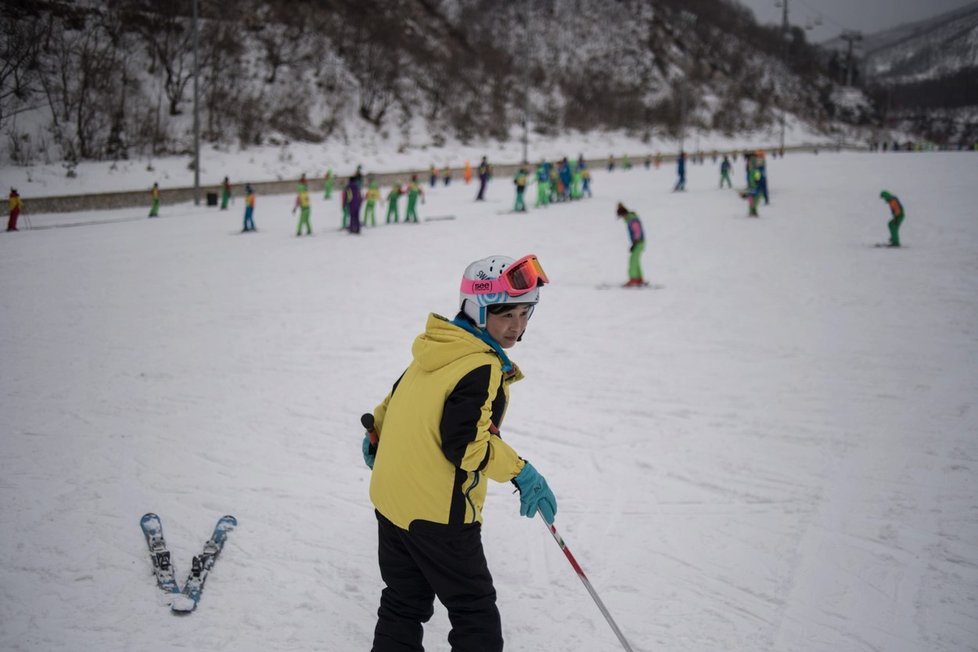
[362,434,375,469]
[513,461,557,524]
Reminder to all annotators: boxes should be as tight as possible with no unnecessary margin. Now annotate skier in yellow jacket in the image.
[7,188,23,231]
[293,175,311,236]
[363,254,557,652]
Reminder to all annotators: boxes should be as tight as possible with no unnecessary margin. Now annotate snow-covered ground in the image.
[1,151,976,652]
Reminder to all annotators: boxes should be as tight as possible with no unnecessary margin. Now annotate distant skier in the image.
[558,158,572,201]
[220,176,232,210]
[149,183,160,217]
[405,175,424,223]
[535,161,549,208]
[345,176,362,234]
[674,151,686,191]
[548,164,560,203]
[719,155,732,189]
[754,151,769,204]
[293,176,312,236]
[7,188,22,231]
[463,160,472,184]
[363,179,380,227]
[513,167,528,212]
[880,190,905,247]
[476,157,491,200]
[617,202,646,287]
[386,181,402,224]
[570,164,582,200]
[741,169,763,217]
[242,183,256,232]
[581,163,592,198]
[323,169,334,199]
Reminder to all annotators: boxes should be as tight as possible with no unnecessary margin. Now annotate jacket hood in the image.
[412,313,520,377]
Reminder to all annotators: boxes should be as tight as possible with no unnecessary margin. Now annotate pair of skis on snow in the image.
[140,512,237,614]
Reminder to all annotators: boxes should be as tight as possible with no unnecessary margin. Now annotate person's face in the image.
[485,305,532,349]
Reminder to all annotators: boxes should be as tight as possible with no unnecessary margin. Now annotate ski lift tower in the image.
[191,0,201,205]
[840,30,863,86]
[776,0,789,152]
[676,11,697,155]
[521,25,530,165]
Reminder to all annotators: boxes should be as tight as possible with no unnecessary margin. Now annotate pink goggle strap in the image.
[460,278,509,295]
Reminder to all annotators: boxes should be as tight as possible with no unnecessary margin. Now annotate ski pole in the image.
[540,515,635,652]
[361,413,379,455]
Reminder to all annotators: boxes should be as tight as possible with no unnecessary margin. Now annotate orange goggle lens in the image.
[502,255,549,293]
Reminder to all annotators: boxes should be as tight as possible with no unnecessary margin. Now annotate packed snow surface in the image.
[1,151,976,651]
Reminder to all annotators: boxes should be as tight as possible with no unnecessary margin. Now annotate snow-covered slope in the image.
[1,151,976,651]
[855,2,978,83]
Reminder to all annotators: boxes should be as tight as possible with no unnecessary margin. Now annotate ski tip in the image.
[221,515,238,526]
[170,595,197,614]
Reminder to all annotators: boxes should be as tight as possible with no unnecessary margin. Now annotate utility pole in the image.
[679,78,686,154]
[192,0,201,206]
[779,0,789,153]
[677,11,697,155]
[521,23,529,165]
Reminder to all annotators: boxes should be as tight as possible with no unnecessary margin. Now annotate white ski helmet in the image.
[459,255,545,327]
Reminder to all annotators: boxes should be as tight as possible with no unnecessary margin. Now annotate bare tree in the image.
[247,0,330,84]
[199,18,245,142]
[38,10,130,160]
[0,11,47,130]
[122,0,195,116]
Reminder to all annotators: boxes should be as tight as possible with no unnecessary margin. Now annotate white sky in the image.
[735,0,978,42]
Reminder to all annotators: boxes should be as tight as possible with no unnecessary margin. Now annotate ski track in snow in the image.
[1,152,977,651]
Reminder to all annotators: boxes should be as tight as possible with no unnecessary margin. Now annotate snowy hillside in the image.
[1,151,977,651]
[1,0,853,170]
[860,3,978,83]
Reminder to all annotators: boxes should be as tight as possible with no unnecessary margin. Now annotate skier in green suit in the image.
[880,190,905,247]
[324,169,334,199]
[405,175,424,223]
[386,181,402,224]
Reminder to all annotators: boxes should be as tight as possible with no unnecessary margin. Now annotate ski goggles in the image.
[460,254,550,297]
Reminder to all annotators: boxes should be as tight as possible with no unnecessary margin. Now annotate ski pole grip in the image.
[361,413,379,446]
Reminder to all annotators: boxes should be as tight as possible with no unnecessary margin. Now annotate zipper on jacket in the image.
[464,471,481,523]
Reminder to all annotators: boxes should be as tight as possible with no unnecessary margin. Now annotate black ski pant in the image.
[372,511,503,652]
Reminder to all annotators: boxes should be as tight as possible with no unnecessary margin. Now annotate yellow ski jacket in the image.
[369,313,526,530]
